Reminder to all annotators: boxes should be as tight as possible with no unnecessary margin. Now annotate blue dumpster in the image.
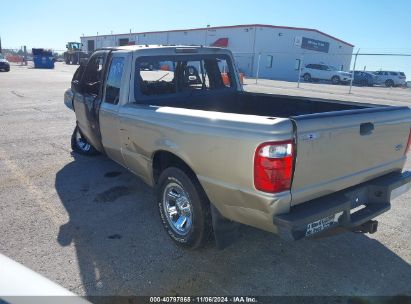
[32,48,54,69]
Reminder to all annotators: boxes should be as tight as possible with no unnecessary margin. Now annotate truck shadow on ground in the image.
[55,154,411,298]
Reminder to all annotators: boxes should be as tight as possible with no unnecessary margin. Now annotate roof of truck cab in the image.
[102,45,230,52]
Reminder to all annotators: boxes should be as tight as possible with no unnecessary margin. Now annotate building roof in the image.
[82,24,354,47]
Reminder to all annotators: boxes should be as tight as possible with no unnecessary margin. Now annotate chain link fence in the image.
[232,51,411,96]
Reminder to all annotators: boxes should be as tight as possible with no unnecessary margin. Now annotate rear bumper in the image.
[273,171,411,241]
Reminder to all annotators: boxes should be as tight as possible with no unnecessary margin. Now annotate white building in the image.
[80,24,354,81]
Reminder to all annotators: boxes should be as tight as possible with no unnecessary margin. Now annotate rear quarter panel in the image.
[118,104,294,232]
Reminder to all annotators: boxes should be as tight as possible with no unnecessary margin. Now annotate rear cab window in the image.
[134,54,236,102]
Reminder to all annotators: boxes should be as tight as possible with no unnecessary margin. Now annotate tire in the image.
[71,125,98,156]
[5,67,10,72]
[303,73,311,82]
[157,167,211,249]
[71,55,78,65]
[331,76,340,85]
[385,79,394,87]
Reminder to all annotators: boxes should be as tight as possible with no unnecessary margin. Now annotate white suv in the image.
[373,71,407,87]
[301,64,352,84]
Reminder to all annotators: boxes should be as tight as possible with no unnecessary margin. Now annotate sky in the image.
[1,0,410,75]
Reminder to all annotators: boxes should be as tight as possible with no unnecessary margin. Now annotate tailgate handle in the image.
[360,122,374,135]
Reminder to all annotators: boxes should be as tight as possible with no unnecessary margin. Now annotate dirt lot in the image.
[0,63,411,298]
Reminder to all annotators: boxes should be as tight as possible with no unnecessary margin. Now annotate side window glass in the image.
[82,55,104,95]
[104,57,125,104]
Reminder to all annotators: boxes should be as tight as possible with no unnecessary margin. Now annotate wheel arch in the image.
[152,150,198,185]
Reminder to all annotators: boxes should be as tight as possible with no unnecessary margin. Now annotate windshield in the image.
[329,65,339,71]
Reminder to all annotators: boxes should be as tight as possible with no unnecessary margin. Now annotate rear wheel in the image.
[157,167,211,249]
[331,76,340,85]
[71,55,78,65]
[303,73,311,82]
[71,126,98,156]
[385,79,394,87]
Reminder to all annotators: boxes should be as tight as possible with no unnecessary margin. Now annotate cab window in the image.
[82,55,104,95]
[135,55,234,98]
[104,57,125,104]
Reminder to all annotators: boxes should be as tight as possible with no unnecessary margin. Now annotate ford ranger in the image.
[64,45,411,249]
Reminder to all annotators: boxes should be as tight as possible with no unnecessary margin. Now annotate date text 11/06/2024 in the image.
[149,296,258,303]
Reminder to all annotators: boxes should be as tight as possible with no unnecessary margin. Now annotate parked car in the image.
[301,64,352,84]
[373,71,407,87]
[64,45,411,249]
[0,54,10,72]
[352,71,376,86]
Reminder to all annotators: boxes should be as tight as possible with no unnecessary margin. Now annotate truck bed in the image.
[153,90,374,118]
[145,90,410,206]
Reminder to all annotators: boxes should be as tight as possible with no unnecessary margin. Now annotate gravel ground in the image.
[0,63,410,298]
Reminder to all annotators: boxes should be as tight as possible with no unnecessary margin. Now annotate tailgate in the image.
[291,107,411,206]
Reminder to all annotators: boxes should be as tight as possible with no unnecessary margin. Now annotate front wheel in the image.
[71,126,98,156]
[157,167,211,249]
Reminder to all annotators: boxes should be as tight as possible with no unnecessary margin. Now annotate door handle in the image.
[360,122,374,135]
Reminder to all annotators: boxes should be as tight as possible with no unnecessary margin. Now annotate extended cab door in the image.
[99,51,130,165]
[73,50,110,152]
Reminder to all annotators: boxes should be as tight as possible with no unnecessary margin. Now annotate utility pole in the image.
[0,36,2,54]
[349,48,360,94]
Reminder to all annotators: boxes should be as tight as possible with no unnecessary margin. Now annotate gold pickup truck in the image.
[64,45,411,249]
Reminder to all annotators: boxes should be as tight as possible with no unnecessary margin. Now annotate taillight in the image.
[254,140,294,193]
[405,129,411,155]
